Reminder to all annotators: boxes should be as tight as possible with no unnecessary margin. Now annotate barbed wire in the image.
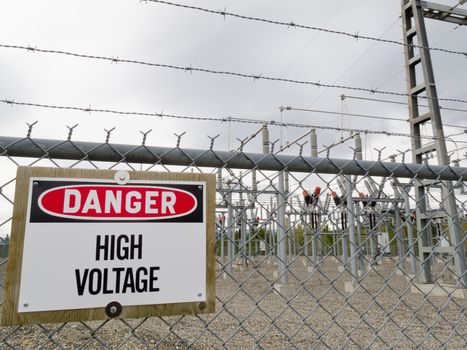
[142,0,467,58]
[1,43,467,105]
[2,98,466,145]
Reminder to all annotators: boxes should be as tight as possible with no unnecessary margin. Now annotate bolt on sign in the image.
[2,167,216,326]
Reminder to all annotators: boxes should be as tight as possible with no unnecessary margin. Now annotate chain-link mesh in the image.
[0,133,465,349]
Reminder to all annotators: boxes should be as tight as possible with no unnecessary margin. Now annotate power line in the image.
[282,106,406,122]
[342,94,467,114]
[305,17,400,111]
[1,97,466,144]
[281,105,466,129]
[246,0,349,113]
[345,24,467,114]
[143,0,467,58]
[1,43,467,105]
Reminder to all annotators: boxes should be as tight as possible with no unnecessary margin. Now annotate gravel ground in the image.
[0,256,465,349]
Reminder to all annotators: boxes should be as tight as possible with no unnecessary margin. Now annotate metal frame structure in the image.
[401,0,467,287]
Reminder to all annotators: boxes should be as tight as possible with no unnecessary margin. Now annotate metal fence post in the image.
[345,175,359,284]
[277,170,288,285]
[402,186,417,276]
[442,180,467,288]
[227,188,234,275]
[394,204,406,268]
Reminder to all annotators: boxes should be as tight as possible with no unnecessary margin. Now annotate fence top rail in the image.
[0,136,466,181]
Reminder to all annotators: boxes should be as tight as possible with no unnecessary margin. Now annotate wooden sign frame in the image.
[2,166,216,326]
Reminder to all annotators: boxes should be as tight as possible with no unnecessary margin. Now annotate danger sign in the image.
[37,185,197,220]
[2,167,215,326]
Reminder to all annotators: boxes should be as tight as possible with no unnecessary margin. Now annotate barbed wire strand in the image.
[1,43,467,105]
[1,98,466,145]
[143,0,467,58]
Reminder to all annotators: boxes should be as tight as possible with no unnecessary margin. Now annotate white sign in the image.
[18,177,206,313]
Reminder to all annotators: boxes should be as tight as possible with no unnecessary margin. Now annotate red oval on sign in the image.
[38,185,198,220]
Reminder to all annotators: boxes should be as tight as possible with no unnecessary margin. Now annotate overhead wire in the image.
[1,97,466,144]
[281,107,465,131]
[341,94,467,114]
[304,17,401,111]
[246,0,348,112]
[1,43,467,105]
[142,0,467,58]
[346,23,467,113]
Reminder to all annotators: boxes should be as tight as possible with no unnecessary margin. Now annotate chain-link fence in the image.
[0,131,466,349]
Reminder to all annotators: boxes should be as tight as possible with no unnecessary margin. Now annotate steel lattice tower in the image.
[401,0,467,287]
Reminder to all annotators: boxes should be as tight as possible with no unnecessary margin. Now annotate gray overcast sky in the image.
[0,0,466,161]
[0,0,466,236]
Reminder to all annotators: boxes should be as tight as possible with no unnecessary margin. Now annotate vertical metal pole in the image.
[241,210,247,268]
[287,213,292,262]
[369,212,378,268]
[332,235,336,256]
[342,215,349,267]
[269,199,274,259]
[251,167,257,259]
[394,205,406,266]
[239,173,247,269]
[272,201,277,257]
[304,212,309,257]
[227,189,234,274]
[284,143,290,263]
[355,203,364,271]
[217,169,222,190]
[263,125,272,261]
[345,176,358,283]
[277,171,288,284]
[220,214,225,264]
[354,133,363,270]
[312,217,318,267]
[453,159,464,193]
[441,181,467,287]
[402,187,417,275]
[248,216,253,259]
[291,214,296,258]
[217,169,224,264]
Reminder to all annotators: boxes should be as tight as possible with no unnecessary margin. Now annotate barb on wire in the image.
[26,121,38,138]
[140,129,152,145]
[373,147,386,161]
[66,124,78,140]
[397,148,411,163]
[207,134,219,150]
[236,137,249,152]
[104,127,116,143]
[270,140,279,154]
[156,109,164,118]
[144,0,467,58]
[297,141,307,157]
[1,44,467,105]
[174,131,186,147]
